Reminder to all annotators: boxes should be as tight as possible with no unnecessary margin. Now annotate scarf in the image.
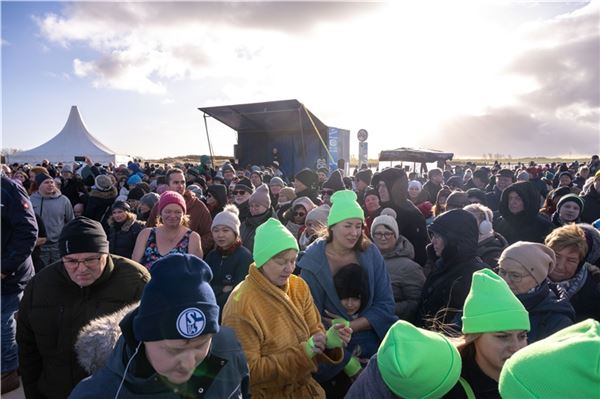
[555,265,589,298]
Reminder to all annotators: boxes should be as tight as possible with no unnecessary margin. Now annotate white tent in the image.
[7,106,132,166]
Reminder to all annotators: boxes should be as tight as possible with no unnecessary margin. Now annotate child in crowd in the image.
[333,263,368,320]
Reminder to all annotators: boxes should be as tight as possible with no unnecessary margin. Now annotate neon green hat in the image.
[499,319,600,399]
[327,190,365,227]
[377,320,462,399]
[253,218,299,268]
[462,268,530,334]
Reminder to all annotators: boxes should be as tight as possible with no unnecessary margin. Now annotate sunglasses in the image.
[321,190,334,196]
[233,190,248,196]
[293,212,306,217]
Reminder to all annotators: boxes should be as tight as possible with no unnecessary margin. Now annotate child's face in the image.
[340,297,361,315]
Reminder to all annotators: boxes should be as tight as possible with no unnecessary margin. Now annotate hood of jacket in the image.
[499,181,541,222]
[381,234,416,260]
[207,184,228,207]
[31,189,63,200]
[372,167,408,206]
[75,302,140,374]
[428,209,479,263]
[90,186,118,199]
[580,223,600,265]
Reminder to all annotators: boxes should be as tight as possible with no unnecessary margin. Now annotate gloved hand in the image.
[326,318,350,349]
[344,356,362,377]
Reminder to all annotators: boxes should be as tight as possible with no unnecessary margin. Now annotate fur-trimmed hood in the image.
[75,302,139,374]
[580,223,600,266]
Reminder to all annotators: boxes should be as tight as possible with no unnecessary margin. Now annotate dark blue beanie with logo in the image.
[133,254,220,342]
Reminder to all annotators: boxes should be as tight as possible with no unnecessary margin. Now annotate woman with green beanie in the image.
[298,190,397,397]
[221,218,352,399]
[444,268,530,399]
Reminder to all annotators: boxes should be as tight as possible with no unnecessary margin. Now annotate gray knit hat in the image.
[211,204,241,236]
[371,208,399,238]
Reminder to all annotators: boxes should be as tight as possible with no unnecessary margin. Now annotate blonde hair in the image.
[545,224,588,262]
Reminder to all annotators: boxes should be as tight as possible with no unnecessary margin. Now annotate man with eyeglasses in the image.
[17,216,150,399]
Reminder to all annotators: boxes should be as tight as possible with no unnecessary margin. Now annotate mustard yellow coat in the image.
[222,264,342,399]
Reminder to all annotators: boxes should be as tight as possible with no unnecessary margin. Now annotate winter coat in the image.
[344,354,396,399]
[61,175,88,207]
[444,352,500,399]
[485,186,502,212]
[372,168,429,265]
[493,182,554,244]
[1,176,38,295]
[84,187,118,231]
[69,307,249,399]
[517,281,575,343]
[240,208,273,252]
[236,200,252,225]
[295,187,322,207]
[146,190,214,254]
[17,255,150,399]
[422,180,443,204]
[30,190,74,242]
[222,264,343,399]
[108,214,145,259]
[581,185,600,224]
[550,263,600,322]
[380,236,426,322]
[417,210,487,328]
[205,244,253,310]
[298,239,398,380]
[477,232,508,269]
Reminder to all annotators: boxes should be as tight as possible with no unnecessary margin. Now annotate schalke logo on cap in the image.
[176,308,206,338]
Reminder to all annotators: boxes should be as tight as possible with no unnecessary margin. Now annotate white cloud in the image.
[33,1,599,157]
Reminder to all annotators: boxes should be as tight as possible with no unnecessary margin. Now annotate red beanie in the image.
[158,191,187,214]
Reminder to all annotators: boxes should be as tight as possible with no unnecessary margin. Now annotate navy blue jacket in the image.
[69,309,249,399]
[518,281,575,343]
[205,244,253,311]
[1,176,38,295]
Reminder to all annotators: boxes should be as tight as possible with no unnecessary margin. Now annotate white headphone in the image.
[479,210,493,236]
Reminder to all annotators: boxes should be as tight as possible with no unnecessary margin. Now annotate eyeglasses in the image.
[293,212,306,217]
[373,232,395,240]
[232,190,248,196]
[63,256,102,268]
[496,268,530,283]
[321,190,334,196]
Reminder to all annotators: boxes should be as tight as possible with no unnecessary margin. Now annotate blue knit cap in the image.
[133,254,220,342]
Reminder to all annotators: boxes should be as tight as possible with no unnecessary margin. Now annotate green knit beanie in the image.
[327,190,365,227]
[499,319,600,399]
[377,320,462,399]
[462,268,530,334]
[253,218,299,268]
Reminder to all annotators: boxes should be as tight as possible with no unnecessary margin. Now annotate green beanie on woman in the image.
[253,218,299,268]
[462,268,530,334]
[327,190,365,227]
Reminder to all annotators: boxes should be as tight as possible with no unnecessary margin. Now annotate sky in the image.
[2,1,599,160]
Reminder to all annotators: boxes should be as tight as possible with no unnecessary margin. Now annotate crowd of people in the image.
[1,153,599,398]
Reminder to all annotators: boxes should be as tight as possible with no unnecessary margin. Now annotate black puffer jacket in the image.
[17,255,150,399]
[581,185,600,224]
[108,215,145,259]
[84,187,118,232]
[417,209,486,328]
[494,182,554,244]
[372,168,429,265]
[477,232,508,269]
[240,208,274,252]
